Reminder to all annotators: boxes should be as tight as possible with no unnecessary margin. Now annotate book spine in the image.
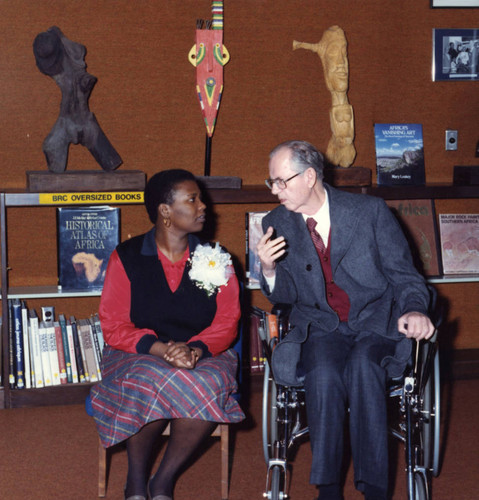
[12,299,25,389]
[8,300,15,388]
[92,313,105,356]
[245,212,250,282]
[66,321,79,383]
[47,324,61,386]
[21,301,32,389]
[79,319,99,382]
[89,320,102,381]
[76,318,91,382]
[29,312,44,388]
[39,322,53,386]
[70,317,86,383]
[53,322,68,385]
[58,315,73,383]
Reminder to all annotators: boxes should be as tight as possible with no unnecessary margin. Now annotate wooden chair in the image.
[89,287,244,499]
[95,422,230,499]
[87,320,242,500]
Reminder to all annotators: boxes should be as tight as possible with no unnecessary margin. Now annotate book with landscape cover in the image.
[439,214,479,274]
[374,123,425,185]
[245,211,269,289]
[57,206,120,290]
[386,200,441,277]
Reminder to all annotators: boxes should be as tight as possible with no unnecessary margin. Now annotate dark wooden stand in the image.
[26,170,146,192]
[324,166,371,187]
[196,175,242,189]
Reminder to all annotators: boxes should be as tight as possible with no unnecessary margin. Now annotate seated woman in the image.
[90,169,245,500]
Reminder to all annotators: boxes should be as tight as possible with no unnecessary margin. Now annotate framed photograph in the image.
[433,28,479,81]
[431,0,479,7]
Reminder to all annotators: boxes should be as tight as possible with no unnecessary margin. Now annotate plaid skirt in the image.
[90,346,245,448]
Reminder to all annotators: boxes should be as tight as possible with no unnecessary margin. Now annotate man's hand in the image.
[398,312,435,340]
[256,226,287,278]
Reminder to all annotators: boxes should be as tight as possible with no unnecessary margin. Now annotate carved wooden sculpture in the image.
[293,26,357,168]
[33,26,122,173]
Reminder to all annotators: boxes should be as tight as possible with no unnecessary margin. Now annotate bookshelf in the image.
[0,190,144,409]
[1,183,479,408]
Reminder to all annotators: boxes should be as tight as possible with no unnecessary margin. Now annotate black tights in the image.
[125,418,217,498]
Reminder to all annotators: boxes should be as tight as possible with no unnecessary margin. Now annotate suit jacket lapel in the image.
[326,184,359,272]
[280,208,326,297]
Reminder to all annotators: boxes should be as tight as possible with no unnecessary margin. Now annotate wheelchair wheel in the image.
[414,471,428,500]
[421,342,441,477]
[262,360,278,464]
[270,465,286,500]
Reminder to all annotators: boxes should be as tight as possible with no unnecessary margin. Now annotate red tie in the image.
[306,217,326,254]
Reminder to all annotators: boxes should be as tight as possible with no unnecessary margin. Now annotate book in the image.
[439,214,479,274]
[89,316,103,365]
[29,309,44,388]
[70,316,86,383]
[58,314,73,383]
[374,123,425,186]
[386,200,441,277]
[57,206,120,290]
[12,299,25,389]
[8,301,15,388]
[91,313,105,355]
[45,321,61,386]
[77,318,100,382]
[53,321,68,385]
[38,321,53,386]
[66,320,79,383]
[245,211,269,289]
[21,301,32,389]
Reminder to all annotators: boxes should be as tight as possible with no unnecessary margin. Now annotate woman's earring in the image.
[163,217,171,228]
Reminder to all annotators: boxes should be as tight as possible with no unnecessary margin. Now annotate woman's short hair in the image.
[144,169,197,223]
[269,140,324,180]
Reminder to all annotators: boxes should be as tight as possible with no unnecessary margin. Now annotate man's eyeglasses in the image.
[265,172,301,190]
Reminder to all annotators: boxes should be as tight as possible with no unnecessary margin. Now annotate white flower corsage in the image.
[188,242,233,297]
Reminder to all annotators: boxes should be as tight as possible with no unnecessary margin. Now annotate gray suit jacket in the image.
[261,183,431,386]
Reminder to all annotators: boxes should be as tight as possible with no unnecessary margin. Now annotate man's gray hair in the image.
[270,140,324,180]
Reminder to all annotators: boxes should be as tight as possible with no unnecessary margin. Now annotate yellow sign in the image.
[39,192,144,205]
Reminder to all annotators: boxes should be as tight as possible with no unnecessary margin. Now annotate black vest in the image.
[116,229,218,344]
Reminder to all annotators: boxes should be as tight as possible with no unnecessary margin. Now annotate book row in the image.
[8,299,104,390]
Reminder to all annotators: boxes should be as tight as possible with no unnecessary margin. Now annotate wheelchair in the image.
[257,307,441,500]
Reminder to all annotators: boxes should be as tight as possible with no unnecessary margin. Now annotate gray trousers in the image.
[300,323,397,492]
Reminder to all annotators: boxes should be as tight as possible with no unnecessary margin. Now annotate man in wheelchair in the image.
[257,140,435,500]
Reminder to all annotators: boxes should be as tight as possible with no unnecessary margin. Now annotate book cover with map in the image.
[374,123,425,185]
[439,214,479,274]
[57,206,120,290]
